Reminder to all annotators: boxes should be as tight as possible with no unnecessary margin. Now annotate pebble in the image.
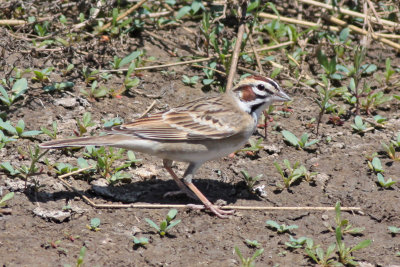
[54,97,77,108]
[32,207,71,222]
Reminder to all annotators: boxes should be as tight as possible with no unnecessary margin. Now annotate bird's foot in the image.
[186,203,234,218]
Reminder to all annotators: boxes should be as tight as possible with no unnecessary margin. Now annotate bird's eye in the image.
[257,84,265,91]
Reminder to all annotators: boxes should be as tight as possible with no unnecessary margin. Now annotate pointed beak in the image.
[275,90,291,102]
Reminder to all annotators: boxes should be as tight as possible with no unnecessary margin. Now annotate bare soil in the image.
[1,2,400,267]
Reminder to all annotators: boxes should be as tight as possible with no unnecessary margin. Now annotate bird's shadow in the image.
[26,177,260,206]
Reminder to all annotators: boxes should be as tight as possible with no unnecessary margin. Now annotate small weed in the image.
[240,138,263,156]
[0,130,16,149]
[80,80,108,101]
[82,66,99,84]
[266,220,298,234]
[331,202,365,236]
[0,192,14,208]
[234,246,264,267]
[377,173,396,189]
[388,226,400,235]
[87,218,101,231]
[281,130,319,150]
[16,145,48,187]
[0,162,20,176]
[336,225,371,265]
[245,239,261,248]
[145,209,181,237]
[182,75,199,86]
[123,62,140,91]
[54,163,79,175]
[40,121,58,139]
[274,160,312,189]
[240,170,262,193]
[0,78,28,107]
[75,112,95,137]
[102,117,124,128]
[305,241,337,266]
[110,50,142,69]
[367,157,384,173]
[0,119,42,138]
[43,81,74,93]
[76,246,86,267]
[285,236,310,249]
[351,116,369,133]
[133,236,149,247]
[32,67,54,83]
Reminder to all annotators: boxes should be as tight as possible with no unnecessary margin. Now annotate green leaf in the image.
[165,219,181,231]
[202,79,214,85]
[282,130,299,147]
[20,130,42,137]
[350,239,371,252]
[119,51,142,68]
[371,157,383,172]
[145,218,160,231]
[339,27,350,42]
[176,6,191,19]
[167,209,178,221]
[90,217,101,228]
[0,192,14,205]
[266,220,280,229]
[12,78,28,94]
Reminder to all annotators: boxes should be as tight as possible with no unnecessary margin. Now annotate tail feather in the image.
[39,135,116,149]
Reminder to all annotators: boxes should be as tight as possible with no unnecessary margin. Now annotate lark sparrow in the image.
[40,76,291,218]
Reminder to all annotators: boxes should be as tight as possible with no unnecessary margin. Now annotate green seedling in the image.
[75,112,95,136]
[281,130,319,150]
[0,192,14,208]
[0,119,42,138]
[133,236,149,247]
[245,239,261,248]
[32,67,54,83]
[41,121,58,139]
[362,90,392,115]
[82,66,99,84]
[43,81,74,92]
[266,220,298,234]
[123,62,140,91]
[240,170,262,193]
[0,78,28,107]
[331,202,365,236]
[0,130,16,149]
[103,117,124,128]
[285,236,310,249]
[377,173,396,189]
[383,58,396,85]
[367,157,384,173]
[107,170,131,185]
[305,242,337,266]
[202,61,217,86]
[145,209,181,237]
[33,21,50,37]
[274,159,309,189]
[0,162,20,176]
[62,64,74,76]
[80,80,108,101]
[317,49,339,79]
[87,218,101,231]
[351,116,368,133]
[388,226,400,235]
[176,0,205,19]
[182,75,199,86]
[381,142,400,161]
[16,145,48,187]
[76,246,86,267]
[110,50,142,69]
[240,138,263,155]
[314,75,345,134]
[234,246,264,267]
[55,163,79,175]
[336,225,371,265]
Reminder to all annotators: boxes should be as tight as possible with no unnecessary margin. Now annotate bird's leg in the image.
[162,159,197,200]
[183,163,234,219]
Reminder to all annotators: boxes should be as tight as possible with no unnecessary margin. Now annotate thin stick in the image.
[59,166,95,179]
[246,26,264,75]
[100,0,148,32]
[226,0,248,91]
[326,15,400,51]
[139,100,157,118]
[298,0,399,28]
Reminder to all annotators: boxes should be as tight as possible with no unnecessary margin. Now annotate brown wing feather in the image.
[106,96,250,141]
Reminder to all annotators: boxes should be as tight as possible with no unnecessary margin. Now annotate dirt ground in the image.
[1,1,400,267]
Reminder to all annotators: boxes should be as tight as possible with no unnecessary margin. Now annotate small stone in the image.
[332,142,345,149]
[135,166,160,180]
[264,144,281,154]
[315,173,330,185]
[33,207,71,222]
[55,97,77,108]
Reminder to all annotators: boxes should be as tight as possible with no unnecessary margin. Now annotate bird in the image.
[40,75,291,218]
